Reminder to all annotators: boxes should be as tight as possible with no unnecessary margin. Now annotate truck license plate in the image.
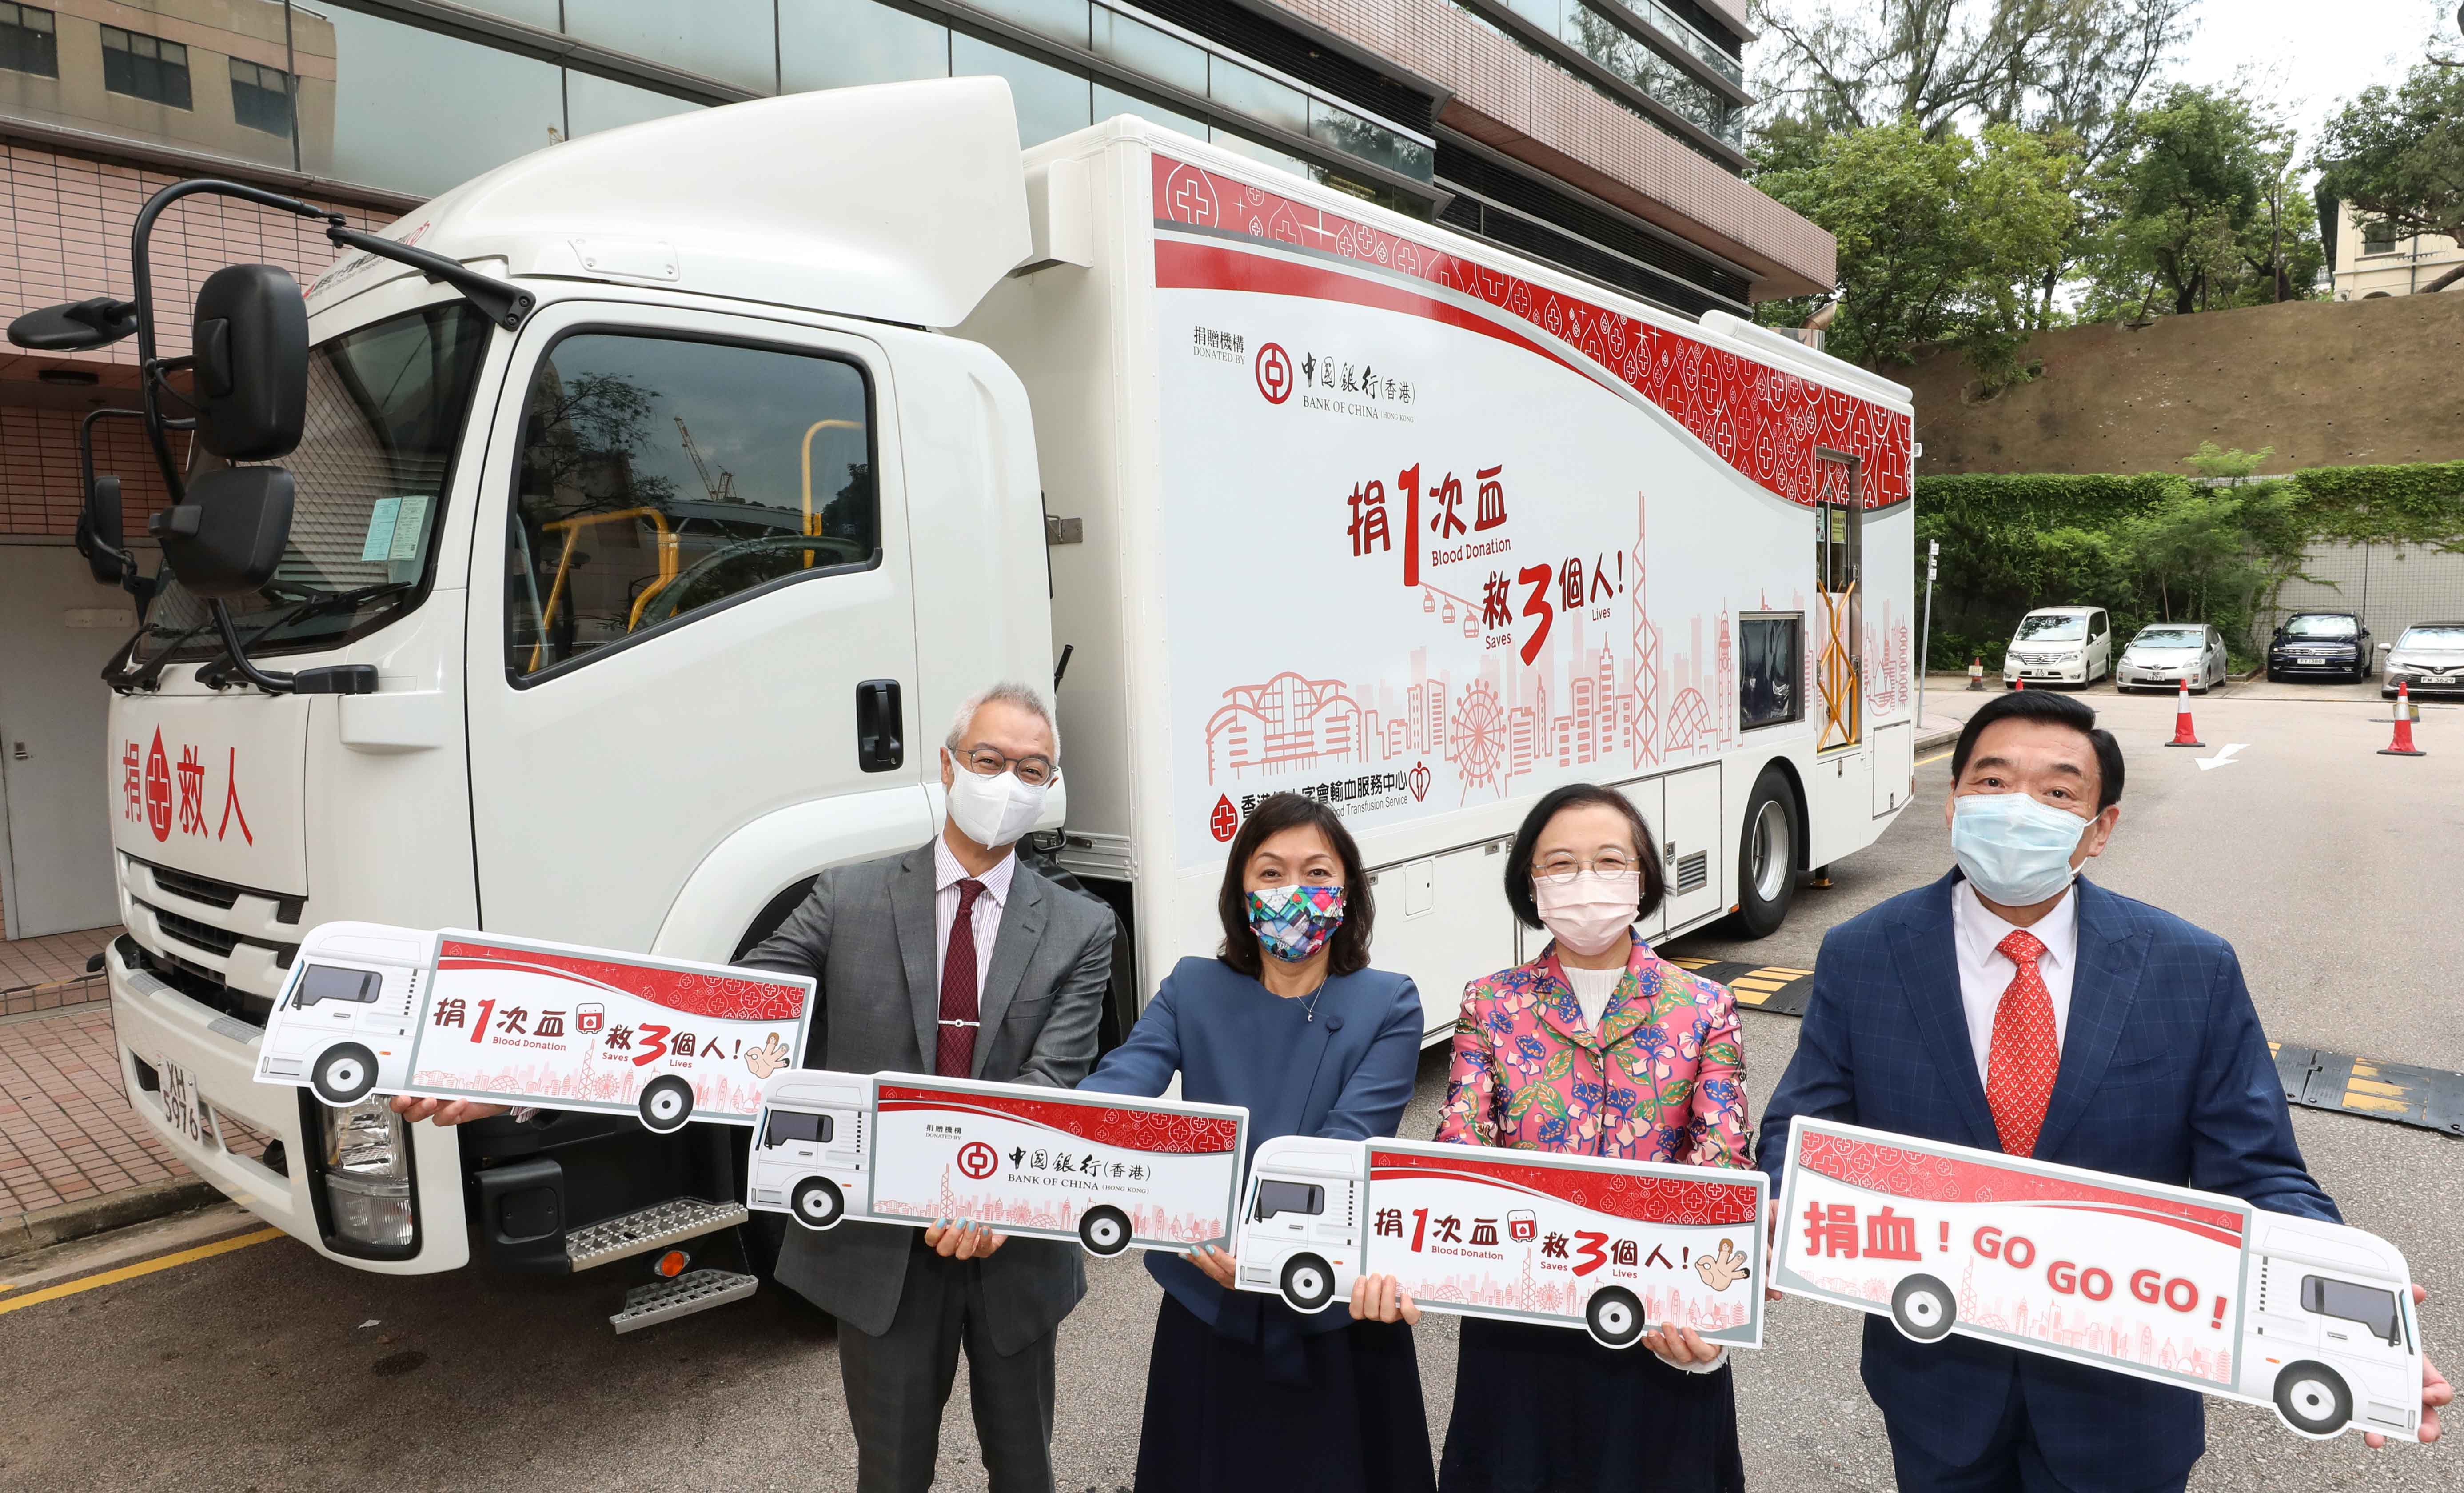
[160,1058,204,1146]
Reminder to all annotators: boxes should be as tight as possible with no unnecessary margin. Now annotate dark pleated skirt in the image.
[1134,1293,1439,1493]
[1437,1316,1745,1493]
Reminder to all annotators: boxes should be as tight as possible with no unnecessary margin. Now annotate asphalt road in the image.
[2,676,2453,1493]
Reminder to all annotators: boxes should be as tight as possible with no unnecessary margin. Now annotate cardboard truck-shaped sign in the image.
[1773,1118,2426,1442]
[1232,1135,1767,1350]
[748,1070,1248,1258]
[255,922,815,1131]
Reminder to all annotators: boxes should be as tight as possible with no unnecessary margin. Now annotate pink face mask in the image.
[1534,871,1642,957]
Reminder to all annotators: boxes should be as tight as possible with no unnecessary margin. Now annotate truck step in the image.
[565,1197,748,1272]
[609,1269,757,1334]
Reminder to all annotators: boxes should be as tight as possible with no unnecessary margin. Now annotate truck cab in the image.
[1237,1135,1364,1312]
[2242,1214,2421,1439]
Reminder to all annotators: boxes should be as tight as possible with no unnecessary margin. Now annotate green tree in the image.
[2316,63,2464,295]
[2089,84,2283,316]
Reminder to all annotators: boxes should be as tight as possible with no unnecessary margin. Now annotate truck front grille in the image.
[147,862,242,909]
[151,904,241,958]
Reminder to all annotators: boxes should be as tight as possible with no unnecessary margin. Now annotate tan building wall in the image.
[2331,200,2463,302]
[1902,291,2464,475]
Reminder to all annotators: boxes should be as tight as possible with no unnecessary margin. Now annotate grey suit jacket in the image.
[740,840,1114,1353]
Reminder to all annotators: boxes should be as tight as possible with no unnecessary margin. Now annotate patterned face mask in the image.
[1246,884,1346,963]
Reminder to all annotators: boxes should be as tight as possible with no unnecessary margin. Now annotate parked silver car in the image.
[2117,623,2229,692]
[2383,622,2464,698]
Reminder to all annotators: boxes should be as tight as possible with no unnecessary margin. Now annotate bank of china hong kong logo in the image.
[1255,342,1293,404]
[957,1141,1000,1180]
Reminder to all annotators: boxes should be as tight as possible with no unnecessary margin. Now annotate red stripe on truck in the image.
[436,942,808,1022]
[1798,1130,2245,1238]
[1151,152,1913,513]
[1368,1149,1758,1226]
[878,1085,1239,1154]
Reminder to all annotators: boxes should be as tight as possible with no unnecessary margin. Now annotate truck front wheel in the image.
[1890,1274,1956,1343]
[1280,1253,1337,1313]
[1078,1206,1132,1257]
[638,1076,695,1133]
[311,1043,379,1106]
[789,1177,845,1232]
[1585,1286,1645,1349]
[2273,1363,2352,1437]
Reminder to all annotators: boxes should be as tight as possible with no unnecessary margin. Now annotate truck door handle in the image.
[856,679,903,773]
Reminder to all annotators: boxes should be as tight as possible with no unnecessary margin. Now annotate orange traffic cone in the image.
[2380,681,2426,757]
[2165,680,2203,748]
[2014,676,2025,691]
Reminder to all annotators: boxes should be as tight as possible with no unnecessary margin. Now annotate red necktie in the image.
[1985,929,2058,1157]
[935,879,986,1078]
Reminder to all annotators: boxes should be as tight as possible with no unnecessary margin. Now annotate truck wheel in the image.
[1723,766,1798,938]
[2273,1362,2352,1437]
[311,1043,379,1106]
[1584,1286,1646,1349]
[638,1076,694,1133]
[1280,1253,1337,1313]
[1889,1274,1956,1342]
[1078,1206,1132,1257]
[789,1177,844,1232]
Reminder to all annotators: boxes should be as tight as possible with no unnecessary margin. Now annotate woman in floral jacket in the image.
[1433,783,1751,1493]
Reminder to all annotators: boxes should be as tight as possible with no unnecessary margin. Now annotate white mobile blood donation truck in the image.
[76,78,1914,1308]
[1236,1135,1767,1349]
[1773,1119,2427,1442]
[256,922,813,1132]
[748,1070,1245,1258]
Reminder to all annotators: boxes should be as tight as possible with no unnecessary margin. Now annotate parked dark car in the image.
[2266,611,2372,683]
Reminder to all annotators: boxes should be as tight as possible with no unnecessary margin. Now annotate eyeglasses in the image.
[959,746,1058,788]
[1532,854,1639,884]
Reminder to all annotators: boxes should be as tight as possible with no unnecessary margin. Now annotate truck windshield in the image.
[2014,615,2086,641]
[132,301,493,667]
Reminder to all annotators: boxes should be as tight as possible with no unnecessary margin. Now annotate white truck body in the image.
[1236,1134,1766,1349]
[1773,1118,2426,1442]
[748,1070,1245,1257]
[97,77,1915,1274]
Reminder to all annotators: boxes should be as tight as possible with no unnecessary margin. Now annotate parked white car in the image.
[2383,622,2464,698]
[2003,607,2112,687]
[2117,623,2229,693]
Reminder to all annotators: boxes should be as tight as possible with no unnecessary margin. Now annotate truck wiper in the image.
[107,616,218,692]
[195,581,411,690]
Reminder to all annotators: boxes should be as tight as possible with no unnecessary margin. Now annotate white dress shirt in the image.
[1950,878,2078,1078]
[933,834,1015,996]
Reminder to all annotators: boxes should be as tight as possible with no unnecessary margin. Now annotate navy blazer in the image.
[1757,871,2337,1486]
[1078,955,1424,1336]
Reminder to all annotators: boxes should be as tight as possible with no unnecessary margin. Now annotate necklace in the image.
[1301,980,1328,1022]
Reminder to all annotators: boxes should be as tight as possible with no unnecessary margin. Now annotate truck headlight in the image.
[321,1098,415,1249]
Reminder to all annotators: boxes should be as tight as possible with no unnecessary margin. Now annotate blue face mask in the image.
[1951,792,2091,906]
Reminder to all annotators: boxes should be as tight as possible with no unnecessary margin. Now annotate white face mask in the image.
[1534,871,1642,958]
[946,762,1049,848]
[1950,792,2090,906]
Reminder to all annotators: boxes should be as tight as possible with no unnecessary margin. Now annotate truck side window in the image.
[763,1110,831,1148]
[1254,1180,1325,1221]
[504,331,878,679]
[294,966,382,1006]
[2301,1275,2403,1345]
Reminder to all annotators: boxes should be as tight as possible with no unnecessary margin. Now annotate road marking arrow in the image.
[2195,743,2247,771]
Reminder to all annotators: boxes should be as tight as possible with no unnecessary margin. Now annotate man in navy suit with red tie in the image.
[1758,689,2447,1491]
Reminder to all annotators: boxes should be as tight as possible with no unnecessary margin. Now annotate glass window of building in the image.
[100,25,191,110]
[2361,220,2398,255]
[951,33,1089,148]
[1090,8,1205,96]
[1093,82,1203,140]
[566,69,706,139]
[562,0,780,95]
[971,0,1091,51]
[1207,56,1306,140]
[229,58,292,136]
[0,3,56,79]
[781,0,950,93]
[504,333,879,679]
[304,8,565,197]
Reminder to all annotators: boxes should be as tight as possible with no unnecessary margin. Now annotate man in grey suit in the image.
[741,681,1114,1493]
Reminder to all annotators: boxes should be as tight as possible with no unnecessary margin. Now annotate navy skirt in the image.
[1134,1293,1438,1493]
[1438,1316,1745,1493]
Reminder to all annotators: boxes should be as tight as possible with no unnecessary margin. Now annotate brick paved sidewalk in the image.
[0,1004,191,1223]
[0,923,121,1018]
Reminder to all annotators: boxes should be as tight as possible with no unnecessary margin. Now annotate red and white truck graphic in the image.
[1773,1118,2427,1441]
[1234,1134,1766,1349]
[748,1070,1247,1258]
[255,922,813,1131]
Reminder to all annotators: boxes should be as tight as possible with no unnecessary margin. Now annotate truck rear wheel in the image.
[2273,1362,2352,1437]
[1584,1285,1645,1349]
[1280,1253,1336,1313]
[311,1043,379,1106]
[1723,766,1798,938]
[638,1076,694,1133]
[1890,1274,1956,1343]
[1078,1206,1131,1257]
[789,1177,845,1232]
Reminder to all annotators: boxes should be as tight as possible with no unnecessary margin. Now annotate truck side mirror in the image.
[7,295,138,351]
[76,473,131,587]
[190,263,309,461]
[149,465,293,598]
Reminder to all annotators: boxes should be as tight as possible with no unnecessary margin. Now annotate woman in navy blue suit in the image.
[1078,791,1435,1493]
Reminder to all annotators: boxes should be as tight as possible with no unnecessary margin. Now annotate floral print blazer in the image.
[1436,938,1750,1167]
